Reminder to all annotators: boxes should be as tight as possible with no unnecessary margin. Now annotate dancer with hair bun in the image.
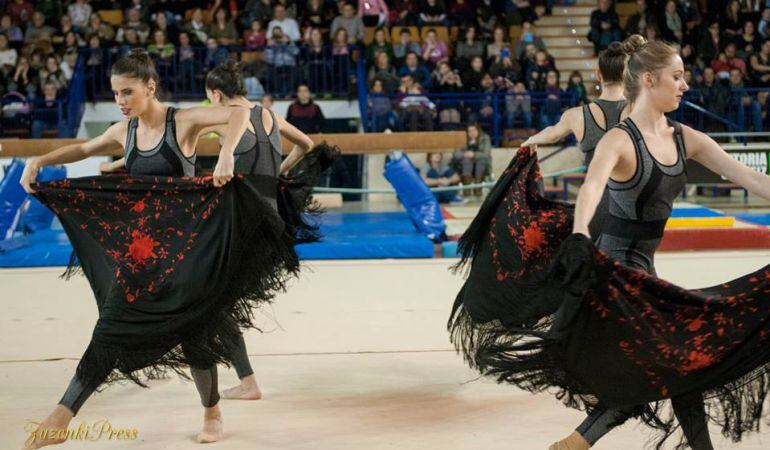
[18,49,306,448]
[450,35,770,450]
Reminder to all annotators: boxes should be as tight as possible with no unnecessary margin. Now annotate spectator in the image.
[588,0,622,55]
[393,28,420,67]
[261,94,274,108]
[368,79,398,131]
[736,21,761,58]
[391,0,420,25]
[52,15,77,51]
[505,0,538,26]
[153,11,179,46]
[526,49,555,90]
[331,27,353,93]
[462,55,486,92]
[432,60,457,89]
[759,8,770,39]
[514,21,547,60]
[697,20,721,66]
[116,8,150,44]
[475,5,499,40]
[39,54,66,92]
[24,12,55,44]
[454,123,491,196]
[275,0,298,19]
[184,8,208,46]
[243,19,266,49]
[728,67,763,131]
[0,32,17,75]
[489,51,522,83]
[365,27,393,67]
[663,0,683,42]
[57,31,78,79]
[84,12,115,44]
[177,31,200,93]
[331,2,365,44]
[722,0,744,37]
[304,27,332,93]
[421,28,449,67]
[455,26,485,73]
[567,70,589,105]
[448,0,473,27]
[358,0,389,27]
[487,26,512,64]
[505,81,533,129]
[419,0,448,26]
[83,34,104,100]
[37,0,63,24]
[148,30,175,65]
[268,4,301,42]
[432,63,463,129]
[205,37,230,71]
[264,27,299,95]
[540,70,564,128]
[67,0,92,30]
[208,8,238,46]
[8,54,38,98]
[421,153,463,204]
[368,51,400,93]
[31,81,67,138]
[750,40,770,86]
[624,0,656,37]
[243,0,275,28]
[5,0,34,26]
[680,43,697,69]
[399,84,435,130]
[118,27,143,54]
[287,84,325,133]
[397,51,432,89]
[0,14,23,45]
[304,0,335,29]
[701,69,728,115]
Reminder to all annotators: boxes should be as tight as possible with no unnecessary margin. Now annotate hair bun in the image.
[605,41,625,58]
[622,34,647,56]
[128,48,152,63]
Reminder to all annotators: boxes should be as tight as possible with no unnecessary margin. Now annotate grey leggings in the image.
[460,157,489,178]
[577,391,713,449]
[229,333,254,380]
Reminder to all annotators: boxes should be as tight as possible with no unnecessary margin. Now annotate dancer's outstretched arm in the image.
[683,125,770,200]
[100,157,126,173]
[20,121,127,193]
[572,128,633,237]
[521,106,581,150]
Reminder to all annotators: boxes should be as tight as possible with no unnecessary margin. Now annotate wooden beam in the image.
[0,132,466,157]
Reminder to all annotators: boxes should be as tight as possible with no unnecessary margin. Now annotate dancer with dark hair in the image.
[18,50,290,448]
[521,42,629,239]
[450,35,770,450]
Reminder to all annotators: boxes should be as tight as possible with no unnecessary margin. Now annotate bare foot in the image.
[22,405,74,449]
[548,431,590,450]
[221,375,262,400]
[196,405,223,444]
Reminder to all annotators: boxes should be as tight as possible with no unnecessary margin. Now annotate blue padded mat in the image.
[0,212,436,266]
[295,212,435,259]
[736,213,770,226]
[669,207,725,218]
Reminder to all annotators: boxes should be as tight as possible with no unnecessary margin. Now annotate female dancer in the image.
[18,50,265,448]
[521,42,629,238]
[450,35,770,450]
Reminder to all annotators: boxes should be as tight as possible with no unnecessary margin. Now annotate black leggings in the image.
[229,333,254,380]
[576,391,713,450]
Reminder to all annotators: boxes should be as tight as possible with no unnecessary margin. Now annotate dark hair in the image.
[111,49,159,85]
[597,41,626,84]
[205,59,246,98]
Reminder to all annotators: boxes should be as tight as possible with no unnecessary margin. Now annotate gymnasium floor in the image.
[2,253,770,449]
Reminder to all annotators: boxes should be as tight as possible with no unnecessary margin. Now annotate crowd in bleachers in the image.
[0,0,769,138]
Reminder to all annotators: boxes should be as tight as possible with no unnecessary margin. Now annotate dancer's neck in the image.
[223,97,252,109]
[627,96,669,134]
[136,100,166,129]
[597,83,624,101]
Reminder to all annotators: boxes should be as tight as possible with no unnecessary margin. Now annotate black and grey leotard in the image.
[231,104,282,209]
[596,118,688,274]
[125,107,196,177]
[580,99,627,240]
[580,99,627,166]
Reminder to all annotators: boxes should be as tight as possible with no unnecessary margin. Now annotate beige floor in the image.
[2,253,770,450]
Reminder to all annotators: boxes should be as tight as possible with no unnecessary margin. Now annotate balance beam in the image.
[0,131,466,157]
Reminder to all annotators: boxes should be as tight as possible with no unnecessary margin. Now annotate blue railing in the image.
[364,91,579,145]
[81,45,363,100]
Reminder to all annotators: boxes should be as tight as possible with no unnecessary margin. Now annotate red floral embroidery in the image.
[127,230,159,263]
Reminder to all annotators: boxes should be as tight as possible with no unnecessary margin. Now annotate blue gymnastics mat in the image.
[735,213,770,226]
[0,212,436,267]
[295,212,435,259]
